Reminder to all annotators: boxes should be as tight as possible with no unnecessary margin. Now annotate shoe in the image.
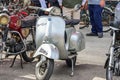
[86,32,98,36]
[98,32,103,38]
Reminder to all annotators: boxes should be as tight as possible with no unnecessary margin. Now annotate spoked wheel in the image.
[102,7,113,33]
[102,14,111,33]
[79,9,90,29]
[106,66,113,80]
[22,51,35,62]
[66,56,77,67]
[35,58,54,80]
[106,67,120,80]
[106,60,120,80]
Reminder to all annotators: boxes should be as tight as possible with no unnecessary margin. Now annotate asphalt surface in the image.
[0,8,111,80]
[0,25,111,80]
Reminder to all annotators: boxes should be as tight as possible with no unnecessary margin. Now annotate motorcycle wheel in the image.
[66,56,77,67]
[106,60,120,80]
[35,58,54,80]
[106,65,113,80]
[22,51,34,62]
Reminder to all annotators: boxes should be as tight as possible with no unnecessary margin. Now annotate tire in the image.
[35,58,54,80]
[79,10,90,29]
[102,14,111,33]
[106,60,120,80]
[22,51,34,62]
[106,66,113,80]
[102,7,113,33]
[66,56,76,67]
[110,30,113,36]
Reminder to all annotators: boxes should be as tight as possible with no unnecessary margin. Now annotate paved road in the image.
[0,25,111,80]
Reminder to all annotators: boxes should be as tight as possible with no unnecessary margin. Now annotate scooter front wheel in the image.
[35,58,54,80]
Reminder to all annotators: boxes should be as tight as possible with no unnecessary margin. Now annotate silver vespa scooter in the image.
[29,5,85,80]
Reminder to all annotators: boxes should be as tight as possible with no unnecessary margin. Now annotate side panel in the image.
[69,30,85,52]
[33,44,59,60]
[35,16,69,59]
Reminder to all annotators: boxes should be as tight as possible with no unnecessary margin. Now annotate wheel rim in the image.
[107,67,120,80]
[39,60,48,76]
[36,59,50,79]
[36,59,54,80]
[107,67,113,80]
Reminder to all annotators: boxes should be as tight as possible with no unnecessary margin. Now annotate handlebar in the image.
[28,6,40,10]
[28,6,54,13]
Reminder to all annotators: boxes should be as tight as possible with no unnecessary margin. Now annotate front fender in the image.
[33,44,59,60]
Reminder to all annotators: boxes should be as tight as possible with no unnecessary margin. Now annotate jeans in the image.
[88,5,103,33]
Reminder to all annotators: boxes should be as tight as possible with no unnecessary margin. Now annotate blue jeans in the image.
[88,5,103,33]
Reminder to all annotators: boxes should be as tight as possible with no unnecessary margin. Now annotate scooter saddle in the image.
[65,19,80,25]
[21,15,37,28]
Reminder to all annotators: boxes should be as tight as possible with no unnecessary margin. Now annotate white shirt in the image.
[82,0,87,6]
[58,0,63,6]
[39,0,47,8]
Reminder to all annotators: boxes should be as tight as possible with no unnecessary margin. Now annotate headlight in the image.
[0,13,10,25]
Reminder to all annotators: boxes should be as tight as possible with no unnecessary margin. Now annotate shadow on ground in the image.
[0,59,106,80]
[51,61,106,80]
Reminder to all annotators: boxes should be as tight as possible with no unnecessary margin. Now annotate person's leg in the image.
[93,5,103,38]
[86,5,97,36]
[88,5,97,34]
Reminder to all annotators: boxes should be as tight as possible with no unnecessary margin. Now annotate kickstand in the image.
[19,53,23,69]
[10,55,18,68]
[10,53,23,69]
[70,58,74,77]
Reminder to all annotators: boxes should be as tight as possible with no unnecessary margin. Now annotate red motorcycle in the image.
[0,1,36,68]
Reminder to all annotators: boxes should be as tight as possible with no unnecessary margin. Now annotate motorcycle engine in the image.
[5,33,24,53]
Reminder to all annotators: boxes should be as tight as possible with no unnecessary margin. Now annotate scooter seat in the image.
[21,15,37,28]
[65,19,80,25]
